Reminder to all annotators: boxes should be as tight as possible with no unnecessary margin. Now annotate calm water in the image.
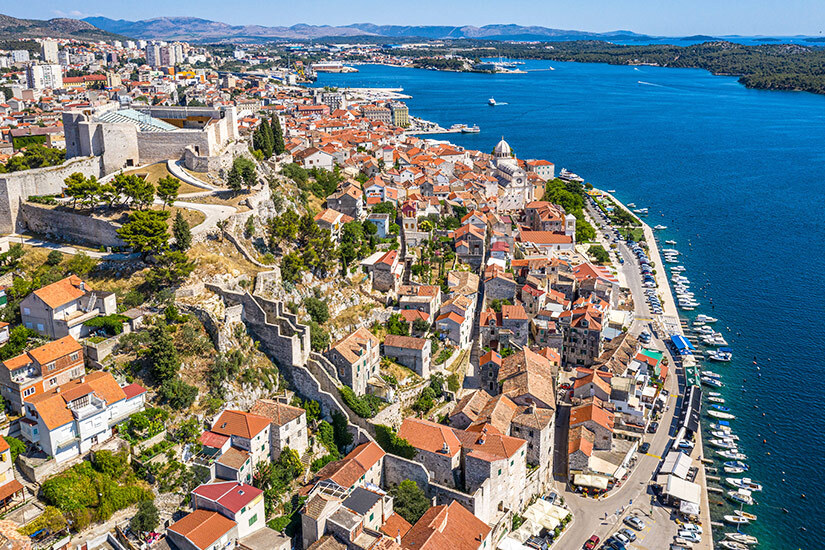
[313,61,825,547]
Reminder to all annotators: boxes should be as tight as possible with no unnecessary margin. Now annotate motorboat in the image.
[727,490,755,505]
[665,240,677,245]
[725,533,758,545]
[723,460,749,471]
[708,397,725,404]
[709,439,738,449]
[718,541,750,550]
[703,371,722,379]
[488,97,497,106]
[710,349,733,361]
[724,466,747,474]
[711,430,737,440]
[735,511,757,521]
[708,392,722,397]
[701,377,723,388]
[671,265,686,271]
[711,404,732,412]
[717,450,747,460]
[708,410,736,420]
[723,515,750,525]
[662,248,679,255]
[696,314,718,323]
[627,202,637,208]
[696,326,714,334]
[559,168,583,182]
[654,224,667,230]
[726,478,763,492]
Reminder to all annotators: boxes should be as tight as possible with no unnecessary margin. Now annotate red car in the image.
[584,535,600,550]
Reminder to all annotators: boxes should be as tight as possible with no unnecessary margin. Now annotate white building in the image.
[19,372,146,462]
[40,40,58,63]
[26,64,63,90]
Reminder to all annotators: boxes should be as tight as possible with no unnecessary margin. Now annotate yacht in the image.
[607,189,616,193]
[724,466,747,474]
[701,377,723,388]
[711,430,737,439]
[703,371,722,379]
[727,490,755,506]
[735,511,757,521]
[488,98,497,106]
[710,349,733,362]
[654,224,667,230]
[708,410,736,420]
[662,248,680,255]
[725,533,758,545]
[708,392,723,397]
[559,168,584,182]
[709,439,738,449]
[723,460,749,471]
[696,314,718,323]
[726,478,763,492]
[717,449,747,460]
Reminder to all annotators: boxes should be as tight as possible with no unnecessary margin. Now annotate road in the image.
[551,199,696,549]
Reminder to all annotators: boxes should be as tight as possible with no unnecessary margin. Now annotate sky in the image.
[8,0,825,37]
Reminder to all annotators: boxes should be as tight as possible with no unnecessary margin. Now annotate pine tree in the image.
[271,116,285,155]
[227,164,243,192]
[261,120,274,158]
[173,210,192,251]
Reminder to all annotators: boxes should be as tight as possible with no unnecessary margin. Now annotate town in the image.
[0,34,719,550]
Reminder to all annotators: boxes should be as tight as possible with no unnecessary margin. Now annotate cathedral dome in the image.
[494,136,512,158]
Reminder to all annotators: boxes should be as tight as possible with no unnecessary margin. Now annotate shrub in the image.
[83,314,129,336]
[338,386,378,418]
[374,424,416,459]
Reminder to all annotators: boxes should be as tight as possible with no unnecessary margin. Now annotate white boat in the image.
[717,450,747,460]
[607,189,616,193]
[718,541,750,550]
[708,410,736,420]
[627,202,637,208]
[559,168,584,182]
[665,240,677,245]
[710,350,733,361]
[696,326,714,334]
[671,265,686,271]
[724,466,747,474]
[703,371,722,378]
[488,97,497,106]
[701,377,723,388]
[696,314,718,323]
[711,430,736,439]
[726,478,762,491]
[725,533,758,545]
[709,439,738,449]
[727,490,755,505]
[460,124,480,133]
[633,208,649,215]
[708,397,725,404]
[708,392,722,397]
[662,248,680,255]
[735,511,757,521]
[654,224,667,230]
[723,515,749,525]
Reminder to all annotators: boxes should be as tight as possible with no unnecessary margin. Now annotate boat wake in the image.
[638,80,666,88]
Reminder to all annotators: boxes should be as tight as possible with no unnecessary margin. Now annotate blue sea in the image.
[313,61,825,547]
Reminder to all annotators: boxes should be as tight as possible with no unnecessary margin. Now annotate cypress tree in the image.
[271,116,285,155]
[173,210,192,251]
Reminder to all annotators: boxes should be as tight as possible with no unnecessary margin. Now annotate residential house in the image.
[192,481,265,539]
[520,284,546,316]
[211,409,272,469]
[315,209,354,241]
[366,213,391,239]
[326,328,380,396]
[0,335,86,414]
[327,183,364,220]
[372,250,403,293]
[249,399,309,459]
[313,441,386,498]
[382,335,431,379]
[478,351,502,394]
[167,509,239,550]
[483,266,517,305]
[301,485,394,550]
[559,305,605,368]
[451,224,485,268]
[500,305,529,347]
[294,147,335,170]
[572,371,611,402]
[495,348,557,409]
[400,502,491,550]
[435,311,471,349]
[20,371,146,463]
[20,275,117,339]
[0,438,24,509]
[0,322,8,345]
[398,285,441,323]
[569,399,614,451]
[517,231,575,255]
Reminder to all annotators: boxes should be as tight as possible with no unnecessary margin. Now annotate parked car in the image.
[681,523,702,534]
[617,528,636,542]
[584,535,600,550]
[613,532,630,545]
[624,516,646,531]
[639,442,651,454]
[677,530,701,543]
[648,421,659,433]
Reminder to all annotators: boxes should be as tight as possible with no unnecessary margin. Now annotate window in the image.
[37,324,44,332]
[497,468,501,476]
[47,362,56,372]
[23,308,30,315]
[49,378,56,387]
[23,387,35,397]
[70,352,79,362]
[249,514,257,526]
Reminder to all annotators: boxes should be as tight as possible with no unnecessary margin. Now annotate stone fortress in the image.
[0,103,240,234]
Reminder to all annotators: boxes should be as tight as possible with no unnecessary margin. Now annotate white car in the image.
[681,523,703,534]
[614,532,630,545]
[677,530,701,543]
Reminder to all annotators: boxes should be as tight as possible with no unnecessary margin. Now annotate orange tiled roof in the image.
[168,510,236,550]
[212,409,270,439]
[32,275,87,308]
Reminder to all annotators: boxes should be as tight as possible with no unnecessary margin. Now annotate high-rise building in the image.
[57,50,71,67]
[26,64,63,90]
[11,50,30,63]
[40,40,58,63]
[106,52,119,66]
[145,44,161,67]
[125,40,136,50]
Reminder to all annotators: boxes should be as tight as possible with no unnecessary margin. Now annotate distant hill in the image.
[0,13,120,40]
[83,16,654,43]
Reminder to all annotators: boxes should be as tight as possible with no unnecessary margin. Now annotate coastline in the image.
[597,189,714,548]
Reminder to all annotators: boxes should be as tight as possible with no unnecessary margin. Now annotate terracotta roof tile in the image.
[168,510,236,550]
[249,399,304,427]
[212,410,270,439]
[31,275,87,309]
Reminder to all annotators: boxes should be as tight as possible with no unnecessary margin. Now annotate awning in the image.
[670,335,695,355]
[573,474,610,490]
[679,500,700,516]
[662,474,701,505]
[0,480,23,502]
[660,450,693,479]
[498,536,529,550]
[678,385,702,433]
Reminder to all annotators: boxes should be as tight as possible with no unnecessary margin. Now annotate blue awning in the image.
[671,335,695,354]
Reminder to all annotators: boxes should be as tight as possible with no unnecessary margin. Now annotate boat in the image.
[718,450,747,460]
[703,371,722,379]
[723,515,750,525]
[488,98,497,106]
[654,224,667,230]
[708,411,736,421]
[709,350,733,361]
[711,404,732,412]
[559,168,584,182]
[709,439,738,449]
[718,541,750,550]
[725,466,747,474]
[627,202,637,208]
[708,397,725,403]
[701,377,723,388]
[735,511,757,521]
[727,490,755,505]
[696,314,718,323]
[708,392,722,397]
[662,248,680,255]
[460,124,480,133]
[723,460,749,471]
[726,478,763,491]
[725,533,758,545]
[711,430,737,440]
[633,208,649,215]
[665,240,677,245]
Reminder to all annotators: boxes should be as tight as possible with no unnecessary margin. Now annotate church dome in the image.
[494,136,512,158]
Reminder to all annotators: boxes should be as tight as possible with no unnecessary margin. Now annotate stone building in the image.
[326,328,380,396]
[382,335,431,378]
[250,399,309,459]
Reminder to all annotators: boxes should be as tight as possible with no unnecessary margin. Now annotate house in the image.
[216,446,254,483]
[19,371,146,463]
[572,371,611,402]
[211,410,272,468]
[435,311,471,349]
[520,284,546,315]
[20,275,117,339]
[483,266,517,304]
[326,328,380,396]
[301,485,394,550]
[517,231,575,255]
[450,224,485,267]
[250,399,309,459]
[400,501,491,550]
[500,305,529,347]
[372,250,403,293]
[478,351,502,394]
[569,399,614,450]
[559,306,604,368]
[495,348,557,409]
[315,209,354,241]
[327,183,364,220]
[294,147,335,170]
[366,213,391,239]
[192,481,265,539]
[0,335,86,414]
[0,438,24,510]
[398,285,441,323]
[167,509,239,550]
[382,335,431,379]
[312,441,386,498]
[525,160,555,181]
[0,322,9,345]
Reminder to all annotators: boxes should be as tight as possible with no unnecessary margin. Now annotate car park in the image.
[624,516,646,531]
[584,535,600,550]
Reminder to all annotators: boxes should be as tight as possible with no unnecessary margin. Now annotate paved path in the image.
[166,159,217,191]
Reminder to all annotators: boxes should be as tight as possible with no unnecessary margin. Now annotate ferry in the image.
[726,478,763,492]
[488,98,497,106]
[461,124,481,133]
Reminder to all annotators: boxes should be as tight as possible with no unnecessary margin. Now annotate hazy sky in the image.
[9,0,825,36]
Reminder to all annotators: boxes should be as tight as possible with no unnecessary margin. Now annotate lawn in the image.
[123,162,205,195]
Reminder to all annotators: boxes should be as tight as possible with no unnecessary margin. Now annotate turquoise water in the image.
[313,61,825,547]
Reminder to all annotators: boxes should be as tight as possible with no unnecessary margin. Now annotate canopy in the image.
[498,536,529,550]
[671,335,695,354]
[679,500,700,516]
[660,450,693,479]
[573,474,610,490]
[678,384,702,434]
[662,474,701,505]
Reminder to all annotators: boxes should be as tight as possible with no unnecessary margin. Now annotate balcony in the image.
[71,395,106,421]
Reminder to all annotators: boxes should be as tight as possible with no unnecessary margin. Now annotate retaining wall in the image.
[19,202,125,247]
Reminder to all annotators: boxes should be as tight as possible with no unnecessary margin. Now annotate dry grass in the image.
[88,265,149,296]
[382,360,422,387]
[162,205,205,229]
[123,162,204,195]
[182,191,252,212]
[189,240,262,280]
[330,302,377,332]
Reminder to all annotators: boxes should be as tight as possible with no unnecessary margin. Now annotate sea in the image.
[312,60,825,548]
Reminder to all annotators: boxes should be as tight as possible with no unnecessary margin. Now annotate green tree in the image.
[304,296,329,324]
[148,321,180,383]
[227,163,243,193]
[308,321,330,352]
[3,436,25,462]
[280,252,304,284]
[160,377,198,410]
[233,157,257,190]
[117,210,170,257]
[412,387,436,413]
[331,411,353,451]
[65,251,97,275]
[391,480,430,524]
[271,116,285,155]
[115,173,155,209]
[0,244,24,275]
[172,210,192,250]
[156,176,181,209]
[64,172,100,209]
[146,250,195,288]
[43,250,63,267]
[130,500,159,535]
[386,313,410,336]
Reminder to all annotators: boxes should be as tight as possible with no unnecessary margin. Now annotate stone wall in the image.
[0,155,103,233]
[19,202,125,247]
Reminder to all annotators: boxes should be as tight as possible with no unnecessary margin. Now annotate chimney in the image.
[396,529,401,545]
[79,280,85,291]
[441,442,449,454]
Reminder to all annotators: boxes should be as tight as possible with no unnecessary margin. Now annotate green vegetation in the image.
[374,424,416,459]
[0,326,39,360]
[4,436,25,463]
[489,298,512,313]
[253,448,303,518]
[130,500,159,536]
[434,346,453,365]
[386,313,410,336]
[588,245,610,264]
[156,176,181,209]
[227,156,257,192]
[40,450,152,532]
[18,506,67,537]
[118,408,169,445]
[544,178,595,242]
[117,210,169,257]
[83,314,128,336]
[338,386,383,418]
[391,480,430,523]
[0,145,65,173]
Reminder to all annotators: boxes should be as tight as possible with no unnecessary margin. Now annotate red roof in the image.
[122,383,146,399]
[199,430,230,449]
[192,481,262,514]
